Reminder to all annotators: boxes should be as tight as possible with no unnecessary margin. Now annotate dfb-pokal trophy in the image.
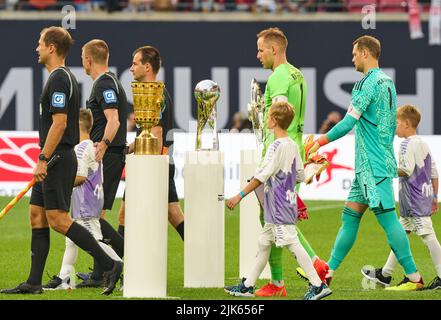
[124,81,169,298]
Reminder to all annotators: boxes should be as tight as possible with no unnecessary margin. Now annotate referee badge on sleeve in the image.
[52,92,66,108]
[103,90,117,104]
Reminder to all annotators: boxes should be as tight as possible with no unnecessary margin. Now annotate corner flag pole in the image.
[0,154,61,220]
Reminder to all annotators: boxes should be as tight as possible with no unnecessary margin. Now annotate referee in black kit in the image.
[0,27,122,296]
[76,39,126,287]
[117,45,185,240]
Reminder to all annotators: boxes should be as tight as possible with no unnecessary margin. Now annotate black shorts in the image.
[103,150,125,210]
[168,163,179,203]
[123,163,179,203]
[30,149,77,211]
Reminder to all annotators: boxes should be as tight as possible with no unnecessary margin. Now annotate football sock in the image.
[373,207,418,275]
[271,280,284,287]
[258,207,283,282]
[90,242,123,281]
[287,236,322,287]
[268,245,283,281]
[99,218,124,258]
[59,237,78,280]
[27,227,50,285]
[91,259,104,280]
[118,225,125,238]
[407,272,422,283]
[259,206,283,282]
[176,221,184,241]
[421,233,441,278]
[244,241,271,288]
[66,222,114,271]
[328,207,362,271]
[99,241,122,262]
[296,226,317,259]
[382,251,398,277]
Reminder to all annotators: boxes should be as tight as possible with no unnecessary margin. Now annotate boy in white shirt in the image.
[224,102,332,300]
[362,105,440,290]
[43,109,121,290]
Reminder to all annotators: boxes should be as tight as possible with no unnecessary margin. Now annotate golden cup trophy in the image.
[131,81,165,155]
[194,80,220,151]
[248,78,264,144]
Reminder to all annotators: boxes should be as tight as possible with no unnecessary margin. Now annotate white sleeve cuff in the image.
[272,95,288,103]
[347,103,361,120]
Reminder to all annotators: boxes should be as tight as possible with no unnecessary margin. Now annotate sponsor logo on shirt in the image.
[103,90,117,104]
[422,182,434,198]
[285,189,296,205]
[52,92,66,108]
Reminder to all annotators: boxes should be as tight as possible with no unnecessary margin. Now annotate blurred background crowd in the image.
[0,0,434,13]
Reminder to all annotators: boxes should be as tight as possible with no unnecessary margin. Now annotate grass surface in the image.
[0,197,440,300]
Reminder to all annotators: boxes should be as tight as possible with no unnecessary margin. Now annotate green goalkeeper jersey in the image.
[262,63,307,160]
[349,67,397,177]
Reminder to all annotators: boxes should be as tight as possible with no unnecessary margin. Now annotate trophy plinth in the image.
[131,81,164,155]
[194,80,220,151]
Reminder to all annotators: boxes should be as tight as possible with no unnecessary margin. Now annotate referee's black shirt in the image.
[87,72,128,148]
[39,66,80,149]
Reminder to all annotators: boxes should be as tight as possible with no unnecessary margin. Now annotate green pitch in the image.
[0,197,440,300]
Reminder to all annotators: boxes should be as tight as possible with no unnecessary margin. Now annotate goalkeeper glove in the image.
[305,134,330,159]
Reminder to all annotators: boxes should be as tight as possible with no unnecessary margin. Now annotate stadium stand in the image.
[378,0,406,12]
[0,0,434,14]
[346,0,377,13]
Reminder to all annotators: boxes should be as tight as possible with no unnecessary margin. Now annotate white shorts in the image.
[400,216,434,236]
[75,217,103,241]
[260,223,298,248]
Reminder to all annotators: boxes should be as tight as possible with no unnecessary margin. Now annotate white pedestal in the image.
[123,155,169,298]
[239,150,270,279]
[184,151,225,288]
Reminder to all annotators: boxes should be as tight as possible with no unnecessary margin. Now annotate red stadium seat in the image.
[421,3,431,13]
[346,0,378,13]
[378,0,407,12]
[28,0,57,9]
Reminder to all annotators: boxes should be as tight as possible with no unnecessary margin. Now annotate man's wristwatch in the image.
[38,153,50,162]
[101,138,111,147]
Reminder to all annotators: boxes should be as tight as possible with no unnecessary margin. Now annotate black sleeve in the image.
[158,89,174,148]
[95,76,119,111]
[157,100,169,130]
[47,70,71,114]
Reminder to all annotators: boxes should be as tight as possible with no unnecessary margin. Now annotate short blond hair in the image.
[397,105,421,129]
[83,39,109,65]
[269,102,294,130]
[41,26,74,58]
[257,27,288,50]
[79,108,93,133]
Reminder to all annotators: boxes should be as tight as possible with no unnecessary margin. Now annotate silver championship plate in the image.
[248,78,264,143]
[194,80,220,151]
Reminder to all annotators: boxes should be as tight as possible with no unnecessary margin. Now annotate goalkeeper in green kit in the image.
[253,27,329,297]
[304,35,424,290]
